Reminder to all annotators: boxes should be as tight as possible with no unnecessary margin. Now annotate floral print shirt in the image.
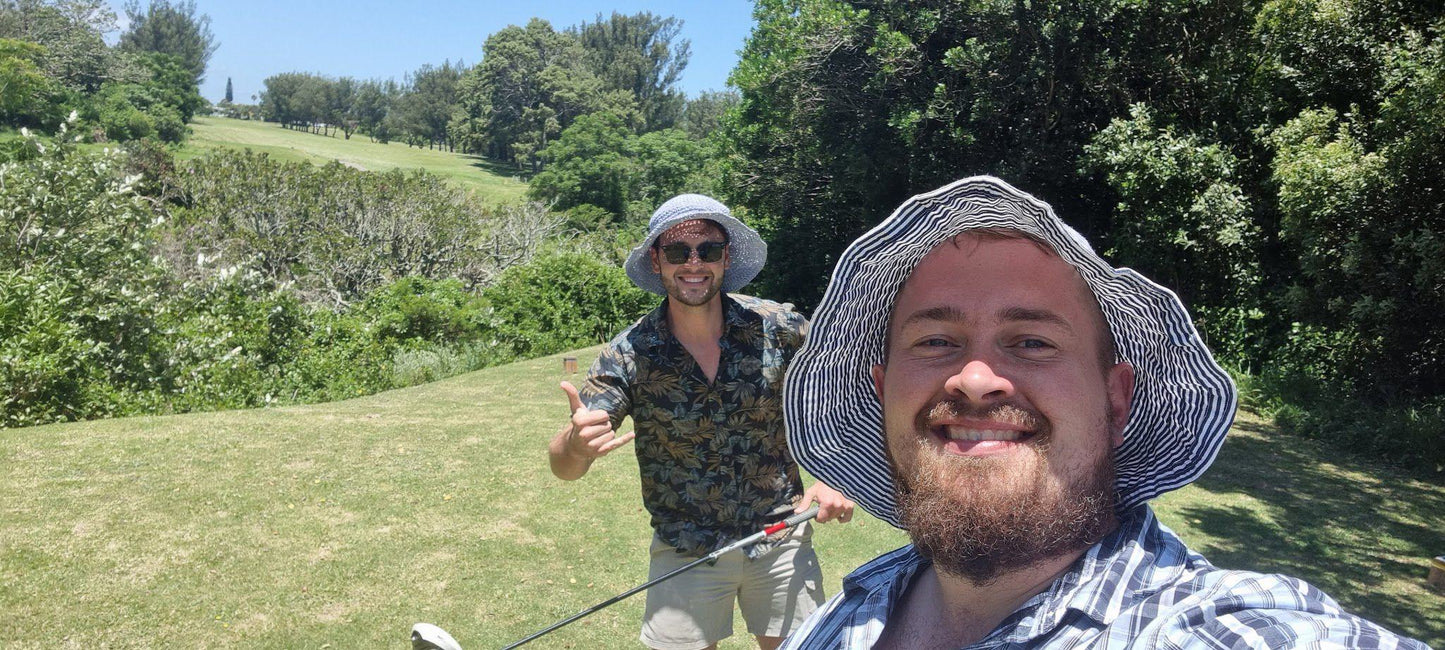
[581,293,808,558]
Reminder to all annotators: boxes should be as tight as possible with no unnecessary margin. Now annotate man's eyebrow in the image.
[998,306,1075,333]
[898,305,967,328]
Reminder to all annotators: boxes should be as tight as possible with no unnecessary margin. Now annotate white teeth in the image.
[942,427,1023,442]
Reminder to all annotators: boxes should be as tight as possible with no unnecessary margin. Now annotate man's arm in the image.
[548,381,634,481]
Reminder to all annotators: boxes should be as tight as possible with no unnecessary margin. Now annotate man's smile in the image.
[923,404,1041,455]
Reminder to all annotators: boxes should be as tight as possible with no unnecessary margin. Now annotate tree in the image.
[330,75,357,138]
[528,110,635,214]
[352,78,394,142]
[0,0,124,94]
[0,37,59,126]
[223,75,230,103]
[394,61,462,149]
[572,11,691,131]
[680,90,737,140]
[119,0,216,87]
[724,0,1265,311]
[453,19,604,164]
[529,112,710,220]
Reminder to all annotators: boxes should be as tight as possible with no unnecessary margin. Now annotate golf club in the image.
[411,505,820,650]
[411,622,463,650]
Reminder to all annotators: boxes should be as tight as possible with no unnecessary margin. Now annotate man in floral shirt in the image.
[548,194,855,650]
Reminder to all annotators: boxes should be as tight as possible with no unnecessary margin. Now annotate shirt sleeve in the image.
[1135,573,1431,650]
[578,337,636,432]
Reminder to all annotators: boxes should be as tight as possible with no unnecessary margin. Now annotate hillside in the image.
[1,348,1441,648]
[181,116,529,203]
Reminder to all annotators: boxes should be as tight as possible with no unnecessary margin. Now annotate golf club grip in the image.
[764,505,820,535]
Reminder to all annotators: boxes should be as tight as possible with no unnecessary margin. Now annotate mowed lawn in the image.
[2,348,1441,648]
[181,116,528,203]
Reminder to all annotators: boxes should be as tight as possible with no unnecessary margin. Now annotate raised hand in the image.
[558,381,635,462]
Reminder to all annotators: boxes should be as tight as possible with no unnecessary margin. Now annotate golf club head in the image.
[411,622,463,650]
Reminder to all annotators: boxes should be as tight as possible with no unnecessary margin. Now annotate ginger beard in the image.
[874,232,1132,585]
[891,397,1117,585]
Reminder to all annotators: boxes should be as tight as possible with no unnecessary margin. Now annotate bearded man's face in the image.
[871,233,1134,583]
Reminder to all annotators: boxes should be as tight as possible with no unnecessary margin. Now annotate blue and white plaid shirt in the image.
[781,505,1427,649]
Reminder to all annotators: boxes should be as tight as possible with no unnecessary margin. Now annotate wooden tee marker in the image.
[1429,556,1445,593]
[563,357,578,374]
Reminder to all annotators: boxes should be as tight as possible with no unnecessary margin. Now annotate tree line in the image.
[0,0,214,143]
[721,0,1444,471]
[256,12,738,224]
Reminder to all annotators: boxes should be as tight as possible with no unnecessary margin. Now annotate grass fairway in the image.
[181,116,528,203]
[2,349,1441,648]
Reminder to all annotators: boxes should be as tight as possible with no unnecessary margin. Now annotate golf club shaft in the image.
[500,505,820,650]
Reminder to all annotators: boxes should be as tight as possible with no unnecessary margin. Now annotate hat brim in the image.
[782,176,1237,528]
[625,210,767,296]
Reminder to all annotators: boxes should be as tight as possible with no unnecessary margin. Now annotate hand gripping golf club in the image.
[411,505,820,650]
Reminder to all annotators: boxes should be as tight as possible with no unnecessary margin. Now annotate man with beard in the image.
[549,194,855,650]
[776,177,1425,649]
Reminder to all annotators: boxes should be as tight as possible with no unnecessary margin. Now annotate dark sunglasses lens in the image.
[661,243,690,264]
[660,242,726,264]
[698,242,726,262]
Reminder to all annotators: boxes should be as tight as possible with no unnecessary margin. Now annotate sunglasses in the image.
[659,241,727,264]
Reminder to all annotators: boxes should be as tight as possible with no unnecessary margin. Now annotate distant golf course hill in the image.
[182,116,528,204]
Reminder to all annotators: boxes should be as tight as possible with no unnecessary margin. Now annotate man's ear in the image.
[871,364,886,402]
[1106,362,1136,447]
[649,247,661,274]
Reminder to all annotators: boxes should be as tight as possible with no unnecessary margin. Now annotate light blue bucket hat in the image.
[783,176,1238,528]
[625,194,767,296]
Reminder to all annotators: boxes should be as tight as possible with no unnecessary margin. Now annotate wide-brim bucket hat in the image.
[783,176,1237,528]
[625,194,767,295]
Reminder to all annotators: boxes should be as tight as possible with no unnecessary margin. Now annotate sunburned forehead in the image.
[657,219,726,245]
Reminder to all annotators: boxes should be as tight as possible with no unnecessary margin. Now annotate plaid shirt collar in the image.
[838,505,1190,644]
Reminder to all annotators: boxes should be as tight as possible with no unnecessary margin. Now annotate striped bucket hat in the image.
[625,194,767,296]
[783,176,1237,528]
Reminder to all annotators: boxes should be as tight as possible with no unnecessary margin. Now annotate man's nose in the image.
[944,359,1015,403]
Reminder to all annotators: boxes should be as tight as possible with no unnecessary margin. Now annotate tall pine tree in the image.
[224,76,232,103]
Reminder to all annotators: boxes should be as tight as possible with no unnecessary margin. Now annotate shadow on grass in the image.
[465,154,530,181]
[1183,416,1445,645]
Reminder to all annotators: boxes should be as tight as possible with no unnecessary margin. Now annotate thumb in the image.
[560,381,584,413]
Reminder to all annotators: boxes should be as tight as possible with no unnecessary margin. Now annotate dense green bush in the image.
[357,276,493,345]
[529,111,712,223]
[482,251,653,357]
[0,133,643,429]
[0,131,170,426]
[168,150,556,302]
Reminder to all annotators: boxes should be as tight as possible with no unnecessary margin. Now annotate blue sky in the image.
[107,1,758,104]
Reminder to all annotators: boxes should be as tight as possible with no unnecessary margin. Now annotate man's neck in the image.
[880,549,1087,649]
[664,295,725,342]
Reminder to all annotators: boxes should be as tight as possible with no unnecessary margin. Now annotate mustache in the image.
[923,400,1042,431]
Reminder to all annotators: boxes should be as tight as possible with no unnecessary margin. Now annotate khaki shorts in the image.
[640,522,825,650]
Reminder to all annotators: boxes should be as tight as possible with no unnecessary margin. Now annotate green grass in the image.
[2,348,1441,648]
[179,116,528,203]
